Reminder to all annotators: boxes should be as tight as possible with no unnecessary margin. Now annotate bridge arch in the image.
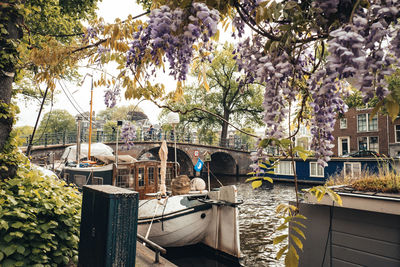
[209,152,237,176]
[137,146,194,177]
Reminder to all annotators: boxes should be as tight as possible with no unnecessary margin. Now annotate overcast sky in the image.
[16,0,166,127]
[15,0,238,128]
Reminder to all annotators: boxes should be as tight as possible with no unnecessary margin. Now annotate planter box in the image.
[292,190,400,267]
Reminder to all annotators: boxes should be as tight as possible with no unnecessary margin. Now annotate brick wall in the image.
[332,108,390,156]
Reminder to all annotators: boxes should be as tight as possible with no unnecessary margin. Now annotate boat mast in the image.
[88,78,93,161]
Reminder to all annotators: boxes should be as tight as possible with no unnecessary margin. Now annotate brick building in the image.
[332,107,400,157]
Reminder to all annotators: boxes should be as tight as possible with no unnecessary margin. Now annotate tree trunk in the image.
[219,110,229,147]
[0,4,22,179]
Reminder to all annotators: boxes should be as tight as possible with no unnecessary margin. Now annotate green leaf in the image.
[3,259,17,267]
[276,223,288,231]
[245,176,261,182]
[11,221,23,229]
[16,245,25,254]
[290,233,304,250]
[291,226,306,240]
[252,180,262,189]
[3,245,16,257]
[386,99,399,122]
[326,188,343,206]
[0,251,4,261]
[291,220,307,228]
[276,244,288,260]
[273,234,288,245]
[285,245,299,267]
[263,177,273,183]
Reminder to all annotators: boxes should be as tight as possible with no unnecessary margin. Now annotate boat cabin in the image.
[63,159,179,199]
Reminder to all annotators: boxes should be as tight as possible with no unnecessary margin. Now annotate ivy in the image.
[0,159,82,266]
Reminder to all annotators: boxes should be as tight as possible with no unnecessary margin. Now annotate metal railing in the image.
[136,234,166,263]
[20,128,254,151]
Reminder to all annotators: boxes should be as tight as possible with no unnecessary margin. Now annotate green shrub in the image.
[0,162,82,267]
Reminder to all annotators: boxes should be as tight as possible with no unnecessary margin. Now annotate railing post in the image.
[63,132,66,145]
[44,134,48,147]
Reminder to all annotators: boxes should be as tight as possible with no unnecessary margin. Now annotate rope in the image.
[144,197,168,239]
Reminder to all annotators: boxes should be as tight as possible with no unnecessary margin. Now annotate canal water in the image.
[164,177,308,267]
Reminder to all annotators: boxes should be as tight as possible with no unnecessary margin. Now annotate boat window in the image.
[158,167,161,185]
[166,167,173,187]
[92,177,103,185]
[148,167,155,185]
[138,168,144,187]
[74,175,86,188]
[344,162,362,178]
[310,162,324,177]
[117,168,130,188]
[274,161,294,175]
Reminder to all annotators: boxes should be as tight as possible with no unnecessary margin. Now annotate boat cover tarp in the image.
[61,143,114,161]
[94,154,137,164]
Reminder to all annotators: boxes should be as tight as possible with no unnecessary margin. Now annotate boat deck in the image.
[136,242,177,267]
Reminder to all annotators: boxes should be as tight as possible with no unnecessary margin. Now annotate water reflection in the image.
[165,177,305,267]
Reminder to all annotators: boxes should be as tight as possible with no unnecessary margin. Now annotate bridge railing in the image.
[19,129,255,151]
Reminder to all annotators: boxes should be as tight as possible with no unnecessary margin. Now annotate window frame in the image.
[357,136,379,153]
[338,136,350,156]
[138,167,145,187]
[309,162,324,177]
[395,125,400,143]
[344,162,362,178]
[274,161,295,176]
[92,177,104,185]
[148,167,155,185]
[357,113,378,132]
[339,118,347,129]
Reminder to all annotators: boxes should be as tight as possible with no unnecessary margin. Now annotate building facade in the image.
[332,107,400,157]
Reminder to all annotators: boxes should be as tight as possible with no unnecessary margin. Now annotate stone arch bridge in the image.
[25,141,252,177]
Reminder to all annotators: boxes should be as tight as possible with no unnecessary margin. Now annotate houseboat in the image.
[258,156,393,184]
[62,157,178,199]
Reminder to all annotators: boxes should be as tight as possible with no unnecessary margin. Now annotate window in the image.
[357,136,379,152]
[310,162,324,177]
[117,168,130,188]
[338,137,350,156]
[148,167,155,185]
[92,177,103,185]
[357,114,378,132]
[339,118,347,129]
[368,115,378,131]
[344,162,361,177]
[74,175,86,187]
[395,125,400,143]
[138,168,144,187]
[275,161,294,175]
[357,114,367,132]
[369,136,379,152]
[358,137,368,151]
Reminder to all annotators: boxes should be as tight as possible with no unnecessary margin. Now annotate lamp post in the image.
[76,115,82,167]
[167,112,180,177]
[115,120,123,168]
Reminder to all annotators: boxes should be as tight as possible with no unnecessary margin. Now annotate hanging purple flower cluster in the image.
[234,0,400,166]
[104,86,120,108]
[126,3,219,81]
[120,122,136,149]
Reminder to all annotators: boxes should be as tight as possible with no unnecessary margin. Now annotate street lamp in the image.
[167,112,180,177]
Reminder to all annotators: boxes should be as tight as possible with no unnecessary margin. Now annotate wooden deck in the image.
[136,242,177,267]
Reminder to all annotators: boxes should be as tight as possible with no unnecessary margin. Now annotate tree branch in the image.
[150,100,259,138]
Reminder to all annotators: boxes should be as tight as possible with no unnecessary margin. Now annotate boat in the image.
[256,156,394,184]
[60,87,241,256]
[61,150,179,199]
[137,185,242,258]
